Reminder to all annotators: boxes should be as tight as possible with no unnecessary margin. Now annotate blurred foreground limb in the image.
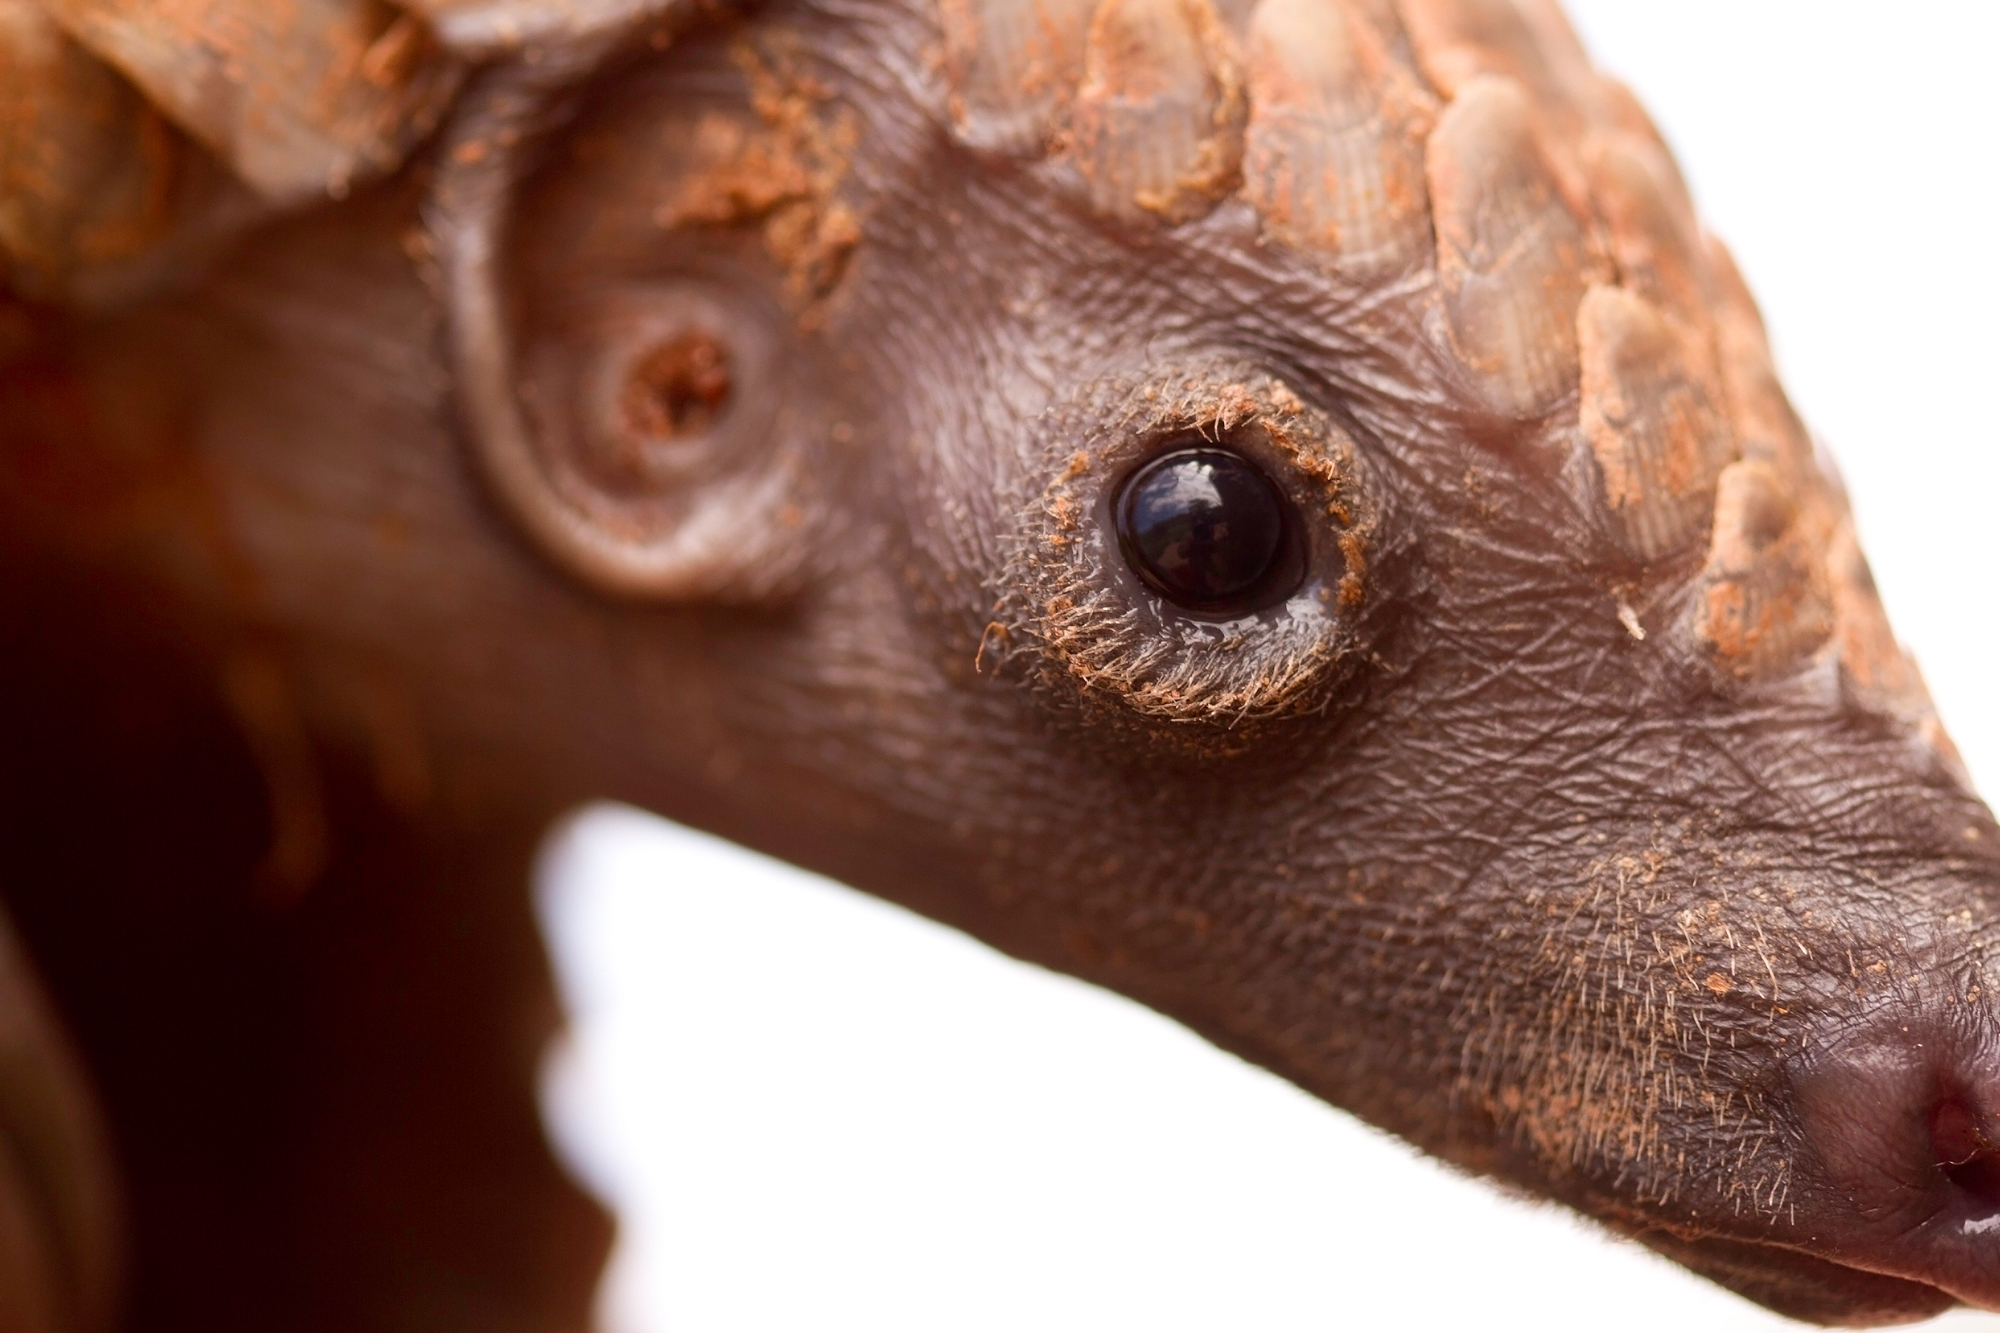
[0,905,118,1333]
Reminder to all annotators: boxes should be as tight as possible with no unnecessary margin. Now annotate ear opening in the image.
[427,42,814,605]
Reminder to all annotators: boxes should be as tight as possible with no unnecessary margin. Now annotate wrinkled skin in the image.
[3,0,2000,1329]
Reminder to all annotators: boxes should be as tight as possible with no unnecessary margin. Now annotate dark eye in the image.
[1115,446,1301,613]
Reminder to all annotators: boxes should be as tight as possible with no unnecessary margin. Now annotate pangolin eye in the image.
[1115,446,1300,612]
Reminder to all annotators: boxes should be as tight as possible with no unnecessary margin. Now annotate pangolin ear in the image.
[428,59,815,605]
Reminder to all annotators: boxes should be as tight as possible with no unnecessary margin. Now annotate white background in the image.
[535,5,2000,1330]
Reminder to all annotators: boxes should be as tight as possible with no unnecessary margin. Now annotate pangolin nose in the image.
[1929,1089,2000,1212]
[1792,1016,2000,1307]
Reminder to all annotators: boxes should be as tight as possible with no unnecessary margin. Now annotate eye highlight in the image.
[1115,446,1302,613]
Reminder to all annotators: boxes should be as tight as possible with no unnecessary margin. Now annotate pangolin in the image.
[0,0,1992,1329]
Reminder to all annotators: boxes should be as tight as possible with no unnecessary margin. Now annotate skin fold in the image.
[1,0,1996,1328]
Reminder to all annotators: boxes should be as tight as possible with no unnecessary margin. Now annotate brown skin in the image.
[4,0,2000,1328]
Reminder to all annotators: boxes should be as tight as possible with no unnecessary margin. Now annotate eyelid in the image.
[994,368,1381,739]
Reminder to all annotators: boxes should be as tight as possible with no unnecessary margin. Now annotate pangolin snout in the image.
[1928,1090,2000,1210]
[1788,1004,2000,1313]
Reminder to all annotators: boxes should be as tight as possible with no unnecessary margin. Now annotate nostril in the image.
[1931,1095,2000,1206]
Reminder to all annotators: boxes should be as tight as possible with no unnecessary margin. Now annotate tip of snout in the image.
[1786,1011,2000,1317]
[1928,1091,2000,1211]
